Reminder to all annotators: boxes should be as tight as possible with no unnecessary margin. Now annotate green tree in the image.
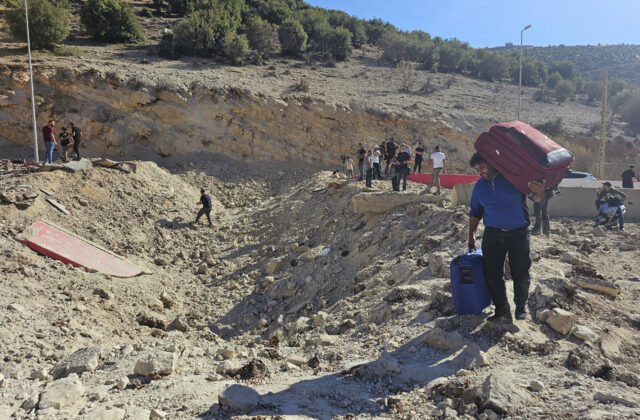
[364,18,391,45]
[327,26,352,61]
[380,31,407,63]
[278,18,307,55]
[80,0,144,43]
[5,0,69,49]
[476,52,510,81]
[547,71,562,88]
[437,39,470,73]
[621,94,640,135]
[223,33,249,65]
[245,16,279,62]
[550,60,579,80]
[554,79,575,102]
[171,0,243,57]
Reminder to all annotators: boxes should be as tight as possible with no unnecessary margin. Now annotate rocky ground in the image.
[0,158,639,419]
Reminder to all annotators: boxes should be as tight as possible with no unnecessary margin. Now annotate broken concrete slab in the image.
[16,220,148,278]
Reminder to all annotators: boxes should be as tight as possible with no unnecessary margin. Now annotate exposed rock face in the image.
[0,64,471,167]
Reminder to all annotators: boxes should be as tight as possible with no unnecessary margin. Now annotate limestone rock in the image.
[125,407,151,420]
[265,258,284,274]
[50,347,102,379]
[39,373,84,409]
[197,262,208,274]
[218,384,260,411]
[88,406,126,420]
[572,325,597,341]
[545,308,575,335]
[529,380,544,392]
[62,158,91,173]
[423,327,465,351]
[116,376,130,390]
[428,252,450,277]
[150,408,168,419]
[482,374,532,415]
[167,315,189,332]
[594,391,639,408]
[134,351,177,377]
[22,394,39,410]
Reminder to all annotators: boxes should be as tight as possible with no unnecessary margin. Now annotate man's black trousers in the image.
[481,226,531,316]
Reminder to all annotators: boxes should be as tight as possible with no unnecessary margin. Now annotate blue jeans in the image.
[358,162,365,180]
[482,226,532,315]
[45,141,55,163]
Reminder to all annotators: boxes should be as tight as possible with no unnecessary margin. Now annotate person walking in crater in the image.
[195,189,213,227]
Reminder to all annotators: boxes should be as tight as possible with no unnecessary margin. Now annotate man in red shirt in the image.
[42,120,57,164]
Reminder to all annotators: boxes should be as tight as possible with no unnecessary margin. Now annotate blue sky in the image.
[306,0,640,48]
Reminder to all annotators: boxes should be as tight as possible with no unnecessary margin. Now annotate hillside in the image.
[495,44,640,87]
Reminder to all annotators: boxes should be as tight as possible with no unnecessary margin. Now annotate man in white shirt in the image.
[365,149,375,188]
[373,146,382,179]
[429,146,446,195]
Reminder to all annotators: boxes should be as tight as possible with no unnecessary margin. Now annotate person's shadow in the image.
[198,314,511,419]
[156,216,192,230]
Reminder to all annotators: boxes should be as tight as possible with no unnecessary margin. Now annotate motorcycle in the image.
[595,198,629,230]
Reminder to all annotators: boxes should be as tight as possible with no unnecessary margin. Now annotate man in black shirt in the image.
[69,122,82,160]
[396,145,411,191]
[620,165,636,189]
[356,143,366,181]
[195,189,213,226]
[384,138,398,175]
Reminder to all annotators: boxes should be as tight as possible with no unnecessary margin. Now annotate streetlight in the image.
[24,0,39,162]
[518,24,532,121]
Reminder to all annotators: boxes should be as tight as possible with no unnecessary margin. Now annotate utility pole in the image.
[24,0,39,162]
[598,68,607,179]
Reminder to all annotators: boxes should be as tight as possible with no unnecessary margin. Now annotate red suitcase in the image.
[474,121,574,194]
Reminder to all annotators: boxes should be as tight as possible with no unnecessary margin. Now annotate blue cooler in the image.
[450,249,492,315]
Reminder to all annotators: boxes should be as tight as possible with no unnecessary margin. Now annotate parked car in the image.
[564,169,597,181]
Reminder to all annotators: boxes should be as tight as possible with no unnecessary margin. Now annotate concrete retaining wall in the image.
[452,179,640,221]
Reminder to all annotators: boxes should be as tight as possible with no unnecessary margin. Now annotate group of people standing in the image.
[348,139,446,193]
[41,119,83,164]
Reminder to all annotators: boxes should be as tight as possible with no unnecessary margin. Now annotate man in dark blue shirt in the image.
[195,189,213,227]
[467,153,545,324]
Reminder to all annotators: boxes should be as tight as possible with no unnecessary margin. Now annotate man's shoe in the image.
[515,307,529,321]
[488,313,513,324]
[530,226,541,235]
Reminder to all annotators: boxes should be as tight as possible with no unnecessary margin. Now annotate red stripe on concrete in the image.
[408,173,479,189]
[17,220,145,278]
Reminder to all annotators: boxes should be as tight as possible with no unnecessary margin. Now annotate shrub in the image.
[223,33,248,65]
[278,19,307,55]
[166,0,191,15]
[584,81,602,104]
[535,118,564,136]
[397,60,416,92]
[171,1,243,57]
[438,39,470,73]
[158,32,178,58]
[292,77,309,92]
[246,0,292,25]
[611,89,634,113]
[364,18,390,45]
[554,79,575,103]
[550,60,579,80]
[419,76,436,95]
[326,26,352,61]
[5,0,69,49]
[141,8,153,18]
[80,0,144,43]
[547,71,562,88]
[245,16,279,63]
[380,32,407,63]
[476,52,510,81]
